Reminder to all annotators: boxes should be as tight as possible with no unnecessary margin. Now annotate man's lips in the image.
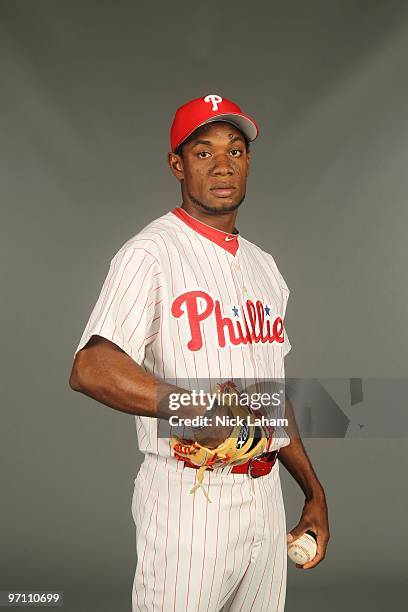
[210,186,237,198]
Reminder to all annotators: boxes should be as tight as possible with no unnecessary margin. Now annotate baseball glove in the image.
[170,381,270,502]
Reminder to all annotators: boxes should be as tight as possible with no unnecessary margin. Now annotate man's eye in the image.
[198,151,211,159]
[230,149,242,157]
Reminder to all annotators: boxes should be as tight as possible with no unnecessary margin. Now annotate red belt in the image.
[181,450,279,478]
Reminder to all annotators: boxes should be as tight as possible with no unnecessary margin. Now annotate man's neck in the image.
[180,203,239,235]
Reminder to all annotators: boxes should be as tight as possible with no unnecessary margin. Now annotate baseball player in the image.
[70,94,329,611]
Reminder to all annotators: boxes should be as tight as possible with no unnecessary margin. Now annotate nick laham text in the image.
[168,415,288,427]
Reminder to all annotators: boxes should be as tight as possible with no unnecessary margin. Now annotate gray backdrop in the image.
[1,1,407,610]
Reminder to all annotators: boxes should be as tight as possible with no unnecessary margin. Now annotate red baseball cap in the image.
[170,94,259,152]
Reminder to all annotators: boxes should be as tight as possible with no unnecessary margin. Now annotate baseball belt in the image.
[179,449,279,478]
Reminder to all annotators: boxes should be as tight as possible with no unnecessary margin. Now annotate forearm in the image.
[279,395,325,501]
[69,336,205,420]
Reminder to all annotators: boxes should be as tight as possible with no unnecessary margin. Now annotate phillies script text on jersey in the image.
[171,290,284,351]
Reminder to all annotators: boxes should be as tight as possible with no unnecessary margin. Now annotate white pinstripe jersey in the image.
[75,206,292,456]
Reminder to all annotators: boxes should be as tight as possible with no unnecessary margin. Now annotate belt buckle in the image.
[248,450,279,479]
[248,454,265,479]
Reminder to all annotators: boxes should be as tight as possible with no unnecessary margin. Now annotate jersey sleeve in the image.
[74,245,162,365]
[282,327,292,357]
[278,270,292,358]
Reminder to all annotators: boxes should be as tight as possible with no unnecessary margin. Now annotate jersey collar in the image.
[171,206,240,256]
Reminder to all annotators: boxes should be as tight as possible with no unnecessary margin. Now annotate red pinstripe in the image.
[251,252,279,380]
[143,330,159,342]
[110,251,158,348]
[197,470,211,610]
[136,457,159,611]
[169,223,214,380]
[275,491,286,611]
[229,258,260,384]
[151,344,156,376]
[237,253,263,380]
[237,472,268,612]
[165,230,188,385]
[151,495,159,612]
[176,308,196,390]
[185,470,197,609]
[98,249,135,334]
[142,231,175,294]
[274,472,286,612]
[116,257,150,316]
[151,230,188,383]
[249,477,274,610]
[212,246,232,381]
[215,477,234,609]
[164,223,187,287]
[95,248,127,321]
[263,473,281,611]
[125,262,156,341]
[206,479,224,612]
[223,477,246,602]
[161,467,170,612]
[168,220,217,384]
[173,471,184,612]
[172,333,178,386]
[135,232,179,385]
[128,242,161,265]
[243,247,281,379]
[224,480,256,612]
[159,303,165,380]
[260,476,276,612]
[164,227,197,385]
[259,476,275,612]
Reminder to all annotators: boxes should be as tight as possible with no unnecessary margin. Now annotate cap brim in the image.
[200,113,258,142]
[175,112,259,151]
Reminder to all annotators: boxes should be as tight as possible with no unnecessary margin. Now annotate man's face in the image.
[168,122,250,214]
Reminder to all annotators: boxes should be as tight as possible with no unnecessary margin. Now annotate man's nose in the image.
[211,154,234,175]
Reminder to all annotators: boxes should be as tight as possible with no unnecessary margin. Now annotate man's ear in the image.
[246,152,250,176]
[167,152,184,181]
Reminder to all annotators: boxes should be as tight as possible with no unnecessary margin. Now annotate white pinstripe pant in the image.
[131,453,287,612]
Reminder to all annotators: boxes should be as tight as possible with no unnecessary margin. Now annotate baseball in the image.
[287,531,317,565]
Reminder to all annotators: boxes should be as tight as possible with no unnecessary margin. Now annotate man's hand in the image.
[287,492,330,569]
[192,401,235,449]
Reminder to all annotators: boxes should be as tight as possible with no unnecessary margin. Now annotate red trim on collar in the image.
[171,207,239,255]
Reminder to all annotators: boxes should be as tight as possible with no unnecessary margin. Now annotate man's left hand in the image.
[287,494,330,569]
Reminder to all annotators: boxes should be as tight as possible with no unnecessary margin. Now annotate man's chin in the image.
[189,193,245,215]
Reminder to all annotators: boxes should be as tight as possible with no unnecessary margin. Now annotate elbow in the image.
[69,352,89,392]
[69,363,82,392]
